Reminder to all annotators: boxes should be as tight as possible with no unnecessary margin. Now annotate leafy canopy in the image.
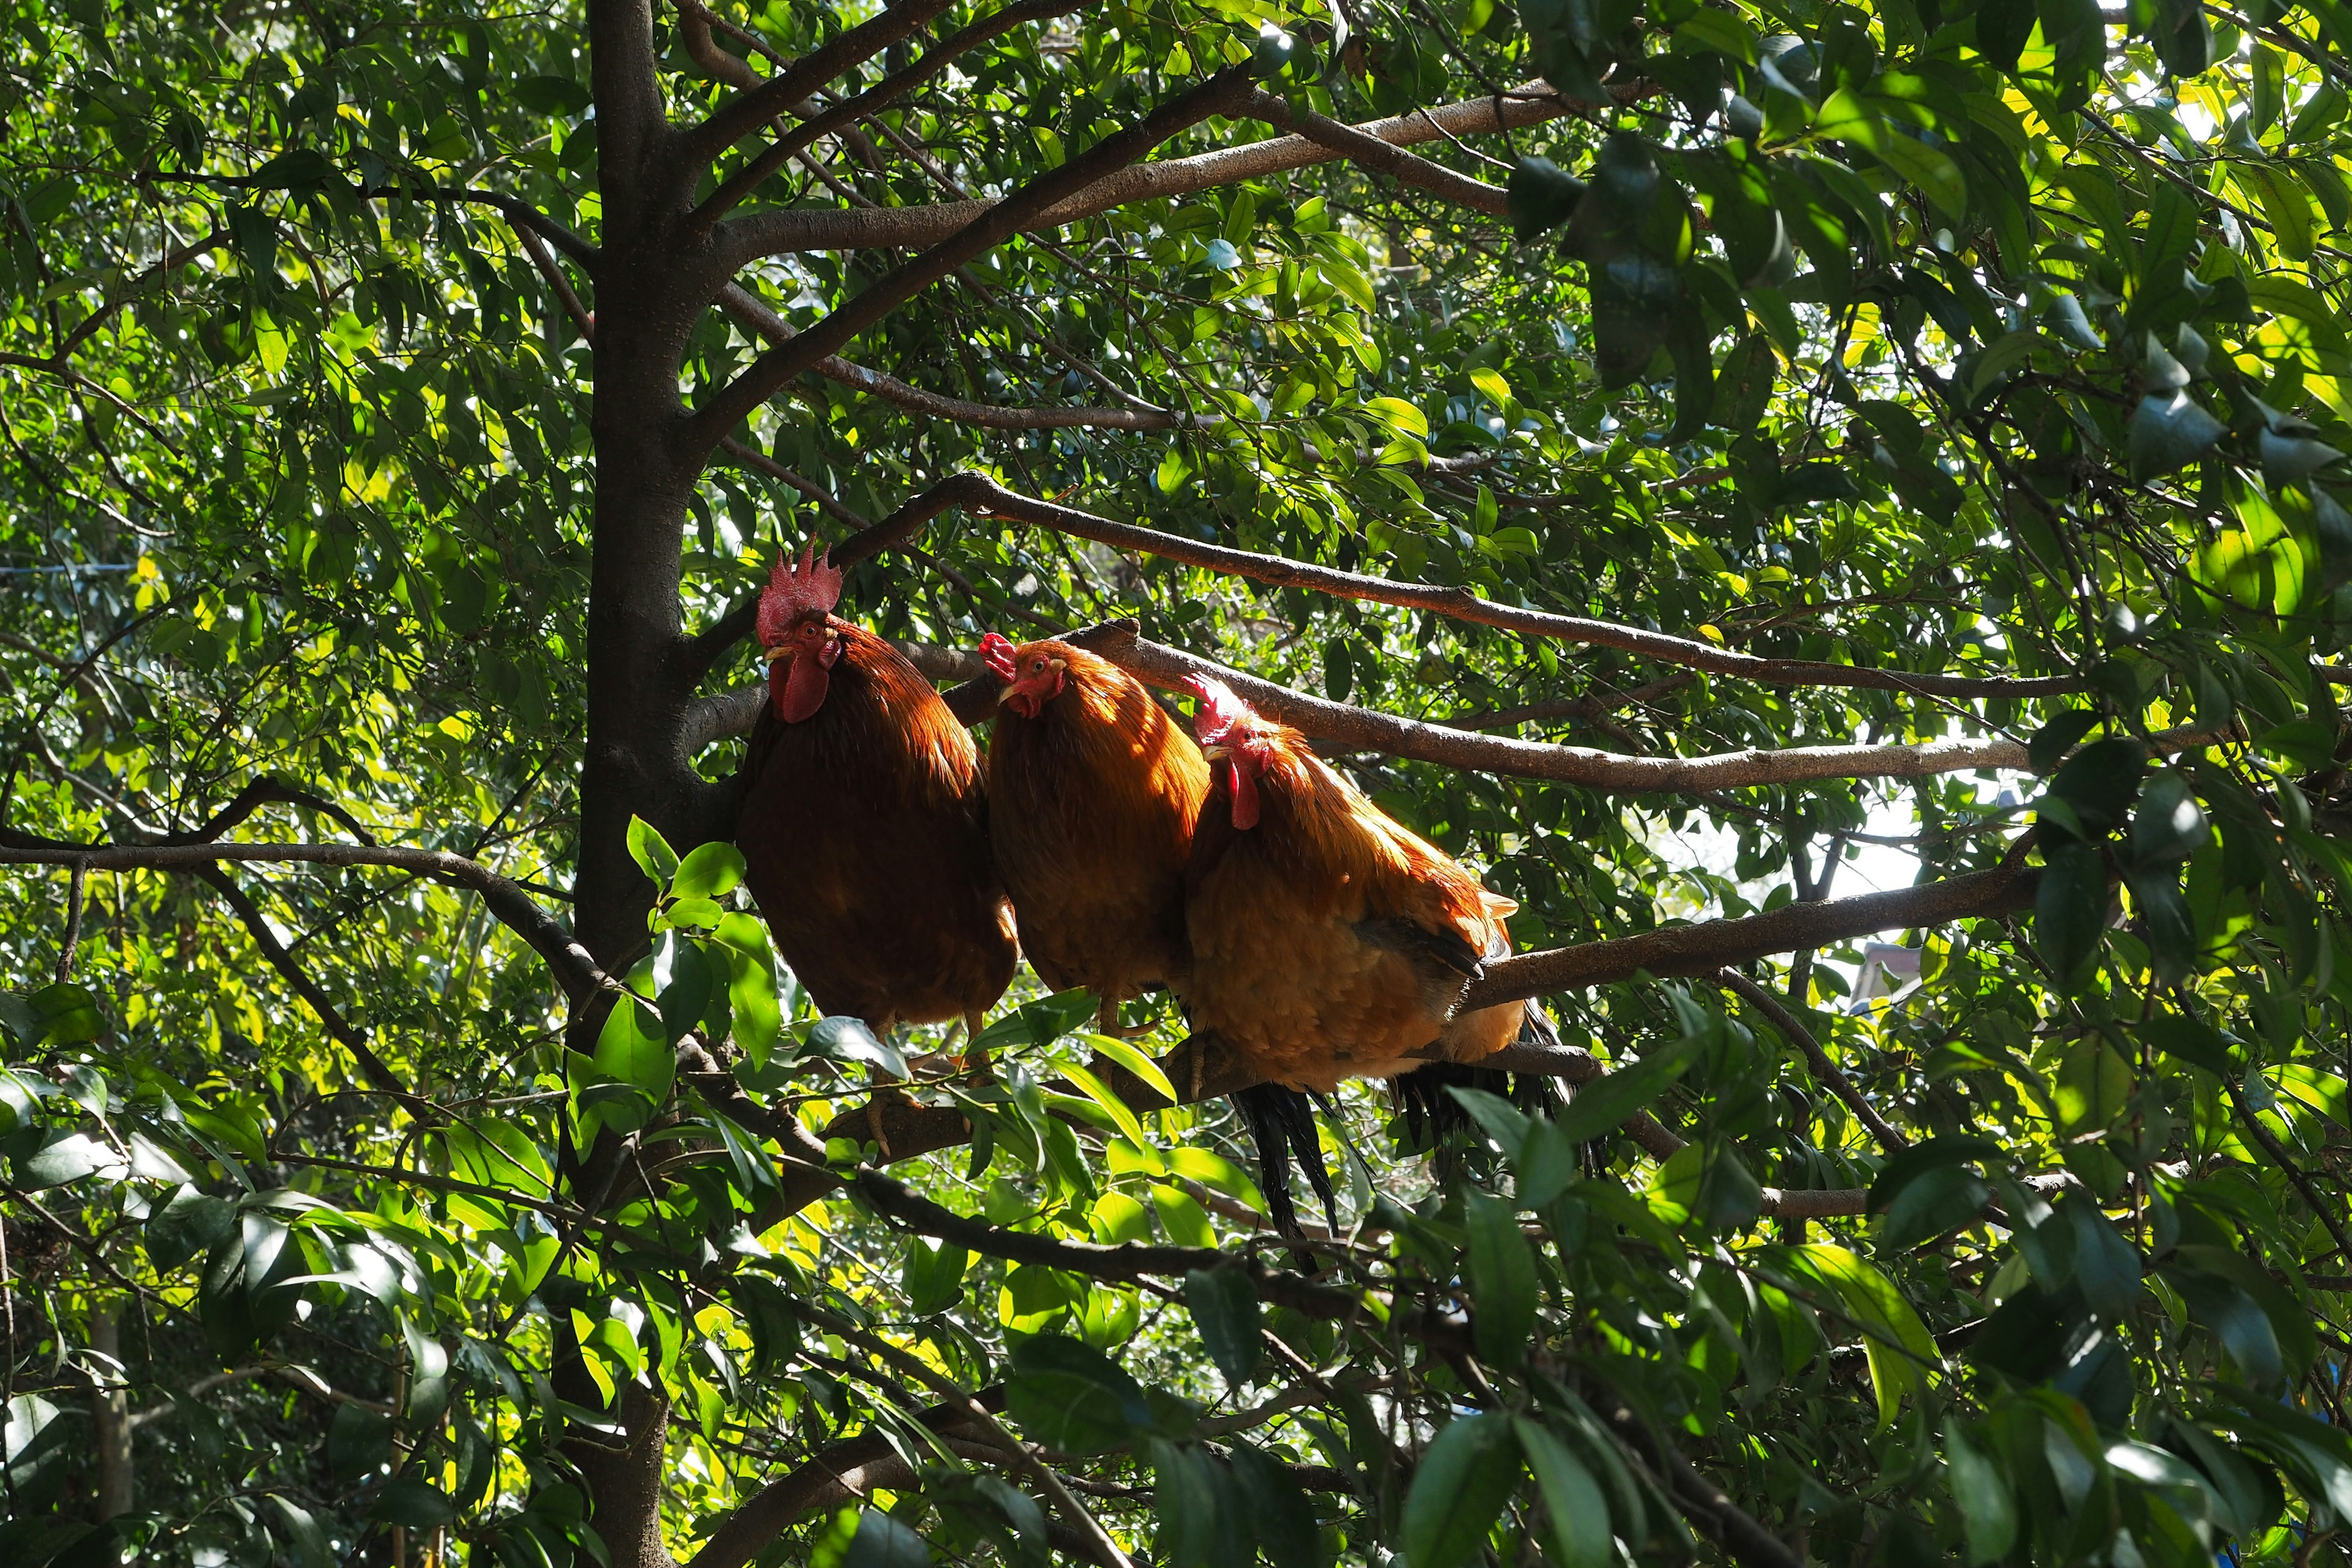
[6,0,2352,1564]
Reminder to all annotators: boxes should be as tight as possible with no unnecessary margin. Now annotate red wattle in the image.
[1229,763,1260,830]
[777,654,831,722]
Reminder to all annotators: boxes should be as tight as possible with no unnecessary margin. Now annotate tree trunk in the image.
[89,1299,132,1521]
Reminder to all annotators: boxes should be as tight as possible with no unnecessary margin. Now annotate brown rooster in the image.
[980,633,1211,1031]
[1179,674,1554,1231]
[736,548,1017,1035]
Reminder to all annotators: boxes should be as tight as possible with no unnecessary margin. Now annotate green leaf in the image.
[372,1476,461,1528]
[2171,1270,2284,1392]
[1182,1266,1261,1384]
[1944,1423,2017,1564]
[1006,1335,1152,1454]
[2035,840,2109,983]
[2132,772,2209,861]
[1514,1417,1611,1568]
[2027,709,2101,775]
[1060,1061,1149,1146]
[1227,1439,1320,1568]
[148,1184,236,1272]
[1878,1163,1992,1251]
[1553,1036,1699,1145]
[1465,1188,1539,1367]
[591,997,673,1127]
[842,1509,930,1568]
[514,75,590,115]
[2061,1195,2141,1319]
[1509,156,1586,240]
[805,1016,909,1078]
[1364,396,1430,439]
[1084,1032,1177,1104]
[2129,390,2227,480]
[670,842,744,900]
[1445,1085,1531,1158]
[1788,1243,1937,1427]
[2138,1011,2235,1075]
[902,1240,968,1316]
[626,816,679,892]
[268,1496,335,1568]
[1869,129,1967,219]
[1401,1411,1521,1568]
[2046,736,2147,839]
[15,1132,118,1189]
[329,1403,394,1482]
[714,911,782,1065]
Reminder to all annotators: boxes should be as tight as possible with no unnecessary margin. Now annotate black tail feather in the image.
[1392,1003,1567,1170]
[1231,1082,1338,1239]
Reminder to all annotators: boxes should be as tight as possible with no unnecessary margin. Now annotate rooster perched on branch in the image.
[737,548,1017,1035]
[980,633,1210,1032]
[1180,676,1556,1232]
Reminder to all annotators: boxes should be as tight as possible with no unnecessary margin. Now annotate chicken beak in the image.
[995,682,1020,704]
[761,646,793,665]
[1200,744,1230,761]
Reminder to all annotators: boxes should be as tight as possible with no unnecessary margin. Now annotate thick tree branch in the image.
[688,68,1257,454]
[694,864,2039,1223]
[715,283,1193,431]
[1466,863,2039,1010]
[671,0,760,87]
[718,85,1569,259]
[53,856,86,983]
[687,619,2188,793]
[686,0,962,161]
[687,1392,1012,1568]
[823,473,2084,697]
[590,0,678,184]
[0,841,600,1001]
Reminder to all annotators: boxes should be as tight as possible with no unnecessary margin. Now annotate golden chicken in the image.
[1179,674,1551,1229]
[980,633,1210,1031]
[736,548,1017,1034]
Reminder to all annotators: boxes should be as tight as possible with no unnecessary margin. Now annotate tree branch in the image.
[1465,863,2040,1010]
[1245,89,1509,215]
[0,841,601,1001]
[1716,970,1908,1154]
[588,0,673,187]
[685,617,2182,793]
[689,0,1099,232]
[688,68,1258,456]
[821,473,2084,698]
[685,0,962,162]
[194,864,412,1099]
[715,283,1193,431]
[718,85,1569,259]
[687,1391,1012,1568]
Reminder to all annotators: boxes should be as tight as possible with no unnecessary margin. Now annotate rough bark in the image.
[716,86,1570,261]
[90,1299,132,1521]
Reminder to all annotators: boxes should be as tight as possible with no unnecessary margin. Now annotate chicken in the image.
[736,547,1017,1035]
[979,633,1211,1031]
[1178,674,1553,1231]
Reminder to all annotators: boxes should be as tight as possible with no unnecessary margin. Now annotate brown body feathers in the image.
[1185,693,1525,1092]
[986,640,1210,1018]
[739,621,1017,1031]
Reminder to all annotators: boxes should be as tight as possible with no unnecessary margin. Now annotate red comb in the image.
[979,632,1019,680]
[755,546,844,646]
[1183,674,1255,742]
